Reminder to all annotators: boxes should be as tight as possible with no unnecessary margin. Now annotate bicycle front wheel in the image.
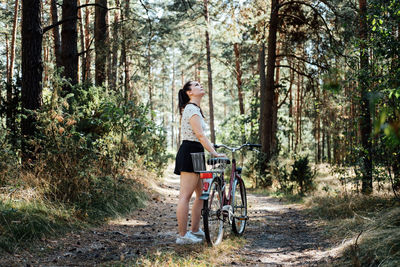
[231,178,247,235]
[203,179,224,246]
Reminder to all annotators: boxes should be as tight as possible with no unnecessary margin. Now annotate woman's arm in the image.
[189,115,224,157]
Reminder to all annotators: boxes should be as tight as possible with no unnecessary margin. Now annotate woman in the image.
[174,81,225,245]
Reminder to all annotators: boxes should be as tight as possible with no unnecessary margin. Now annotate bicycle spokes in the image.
[231,179,248,235]
[203,180,224,246]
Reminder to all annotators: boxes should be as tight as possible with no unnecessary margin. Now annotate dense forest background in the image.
[0,0,399,265]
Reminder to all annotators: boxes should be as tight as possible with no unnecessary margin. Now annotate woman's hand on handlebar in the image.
[213,152,227,158]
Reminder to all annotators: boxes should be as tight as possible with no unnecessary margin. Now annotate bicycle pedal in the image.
[234,215,249,221]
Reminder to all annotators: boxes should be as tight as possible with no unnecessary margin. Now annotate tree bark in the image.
[95,0,108,86]
[121,0,132,101]
[77,0,85,82]
[260,0,279,169]
[51,0,62,68]
[21,0,43,162]
[295,70,300,152]
[83,0,91,82]
[109,0,120,90]
[6,0,18,140]
[8,0,19,83]
[203,0,216,144]
[5,31,9,83]
[272,38,282,156]
[171,60,176,149]
[299,73,304,146]
[61,0,78,94]
[288,62,294,153]
[358,0,373,194]
[147,44,153,119]
[234,43,244,115]
[316,85,321,163]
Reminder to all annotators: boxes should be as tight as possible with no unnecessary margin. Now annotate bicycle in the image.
[191,143,261,246]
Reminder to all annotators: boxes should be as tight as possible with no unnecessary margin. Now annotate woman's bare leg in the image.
[177,172,200,236]
[191,178,203,232]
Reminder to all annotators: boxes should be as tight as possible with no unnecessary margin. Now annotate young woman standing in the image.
[174,81,225,245]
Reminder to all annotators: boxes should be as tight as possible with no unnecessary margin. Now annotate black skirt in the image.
[174,140,204,175]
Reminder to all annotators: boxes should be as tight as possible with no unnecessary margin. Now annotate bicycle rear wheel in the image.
[203,178,224,246]
[231,178,247,235]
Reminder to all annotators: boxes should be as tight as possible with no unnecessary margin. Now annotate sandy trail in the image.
[0,165,336,266]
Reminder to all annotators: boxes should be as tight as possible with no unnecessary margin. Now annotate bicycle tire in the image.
[231,178,247,235]
[203,178,224,246]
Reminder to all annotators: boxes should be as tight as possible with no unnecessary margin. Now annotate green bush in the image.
[27,83,168,204]
[290,156,315,195]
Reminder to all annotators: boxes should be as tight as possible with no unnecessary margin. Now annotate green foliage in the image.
[29,83,167,203]
[290,156,315,195]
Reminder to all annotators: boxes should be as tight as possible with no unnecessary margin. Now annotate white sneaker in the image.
[176,231,203,245]
[191,229,205,239]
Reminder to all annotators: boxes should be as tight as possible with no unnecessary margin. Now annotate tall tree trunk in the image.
[50,0,62,68]
[316,85,321,163]
[203,0,215,144]
[121,0,132,101]
[77,0,85,82]
[8,0,19,83]
[299,73,304,146]
[171,60,175,149]
[110,0,120,90]
[260,0,279,170]
[5,31,9,83]
[83,0,91,82]
[327,111,332,163]
[6,0,18,141]
[358,0,373,194]
[295,71,300,152]
[234,43,244,115]
[322,128,325,162]
[288,62,294,153]
[43,40,49,86]
[272,40,282,156]
[61,0,78,94]
[21,0,43,162]
[148,45,153,119]
[95,0,108,86]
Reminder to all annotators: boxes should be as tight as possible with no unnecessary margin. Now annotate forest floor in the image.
[0,165,342,266]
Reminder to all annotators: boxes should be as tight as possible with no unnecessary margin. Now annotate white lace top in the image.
[181,104,206,142]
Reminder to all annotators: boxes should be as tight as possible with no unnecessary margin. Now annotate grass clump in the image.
[306,194,400,266]
[0,198,78,252]
[0,172,148,253]
[123,236,246,266]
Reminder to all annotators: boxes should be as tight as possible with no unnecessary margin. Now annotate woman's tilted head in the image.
[178,81,205,115]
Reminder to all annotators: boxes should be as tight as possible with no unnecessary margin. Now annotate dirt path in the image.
[1,166,336,266]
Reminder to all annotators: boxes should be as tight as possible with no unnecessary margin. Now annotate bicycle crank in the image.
[222,205,234,224]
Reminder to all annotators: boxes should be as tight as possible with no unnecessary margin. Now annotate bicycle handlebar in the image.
[214,143,261,152]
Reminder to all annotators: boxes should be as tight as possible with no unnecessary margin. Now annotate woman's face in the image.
[188,81,205,98]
